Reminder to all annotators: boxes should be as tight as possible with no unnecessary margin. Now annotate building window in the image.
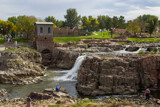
[40,27,43,33]
[48,27,51,33]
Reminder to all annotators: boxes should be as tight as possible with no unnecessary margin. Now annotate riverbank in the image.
[0,91,160,107]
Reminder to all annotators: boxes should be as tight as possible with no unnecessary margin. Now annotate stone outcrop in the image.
[125,46,139,52]
[28,88,71,100]
[76,55,160,96]
[0,47,44,84]
[50,48,79,69]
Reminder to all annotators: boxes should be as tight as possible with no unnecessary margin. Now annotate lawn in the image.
[0,37,33,44]
[0,38,4,44]
[54,31,119,43]
[128,38,160,43]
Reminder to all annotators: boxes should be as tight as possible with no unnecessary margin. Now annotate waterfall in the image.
[55,55,86,81]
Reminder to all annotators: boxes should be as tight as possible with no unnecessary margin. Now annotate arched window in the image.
[40,27,43,33]
[48,27,51,33]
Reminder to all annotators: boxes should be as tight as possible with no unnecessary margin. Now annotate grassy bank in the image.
[53,31,119,43]
[128,38,160,43]
[0,38,4,44]
[0,37,32,44]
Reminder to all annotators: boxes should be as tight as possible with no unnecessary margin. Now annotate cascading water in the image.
[55,55,86,81]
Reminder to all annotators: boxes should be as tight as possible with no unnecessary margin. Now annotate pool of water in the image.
[0,69,78,98]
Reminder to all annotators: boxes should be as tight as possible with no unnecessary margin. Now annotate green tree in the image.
[64,8,81,29]
[112,16,119,28]
[118,16,126,29]
[45,16,56,23]
[137,15,159,36]
[17,15,37,38]
[147,16,159,36]
[0,20,14,35]
[97,15,106,30]
[127,19,141,36]
[8,16,17,25]
[105,16,112,30]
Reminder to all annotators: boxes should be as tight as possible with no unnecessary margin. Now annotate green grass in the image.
[4,46,37,53]
[128,38,160,43]
[54,31,119,43]
[0,37,33,44]
[0,38,5,44]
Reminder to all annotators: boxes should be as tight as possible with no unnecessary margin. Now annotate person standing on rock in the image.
[144,88,150,100]
[26,97,32,107]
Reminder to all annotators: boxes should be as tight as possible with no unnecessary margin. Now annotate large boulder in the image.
[125,46,139,52]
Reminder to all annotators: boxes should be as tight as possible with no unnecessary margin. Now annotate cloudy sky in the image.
[0,0,160,21]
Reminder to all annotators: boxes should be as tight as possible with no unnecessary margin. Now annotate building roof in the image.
[35,22,53,25]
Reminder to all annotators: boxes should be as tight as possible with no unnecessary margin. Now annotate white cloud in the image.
[125,6,160,20]
[0,0,160,21]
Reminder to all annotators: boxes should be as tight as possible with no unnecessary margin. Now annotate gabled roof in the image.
[35,22,53,25]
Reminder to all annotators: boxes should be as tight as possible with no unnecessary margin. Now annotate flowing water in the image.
[55,55,86,81]
[0,55,87,98]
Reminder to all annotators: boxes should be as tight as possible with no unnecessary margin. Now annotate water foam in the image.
[55,55,86,81]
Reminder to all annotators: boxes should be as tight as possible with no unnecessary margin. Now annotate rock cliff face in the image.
[76,55,160,96]
[49,48,79,69]
[0,47,44,84]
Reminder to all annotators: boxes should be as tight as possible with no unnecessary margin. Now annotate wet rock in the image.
[28,92,52,100]
[77,44,88,49]
[146,47,158,52]
[125,46,139,52]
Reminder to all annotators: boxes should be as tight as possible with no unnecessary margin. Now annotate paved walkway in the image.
[0,45,5,52]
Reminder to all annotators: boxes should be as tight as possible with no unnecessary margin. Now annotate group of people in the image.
[4,35,13,43]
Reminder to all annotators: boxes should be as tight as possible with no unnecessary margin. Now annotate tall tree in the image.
[97,15,106,30]
[8,16,17,25]
[17,15,37,38]
[64,8,81,29]
[137,15,159,36]
[118,16,126,29]
[127,19,141,36]
[147,16,159,36]
[45,16,56,23]
[112,16,119,28]
[105,16,112,30]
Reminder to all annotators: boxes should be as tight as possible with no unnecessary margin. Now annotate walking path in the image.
[0,45,5,52]
[93,32,98,35]
[0,45,5,57]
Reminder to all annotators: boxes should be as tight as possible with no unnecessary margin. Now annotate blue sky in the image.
[0,0,160,21]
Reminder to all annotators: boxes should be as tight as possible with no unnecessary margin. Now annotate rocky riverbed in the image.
[1,41,160,106]
[0,88,160,107]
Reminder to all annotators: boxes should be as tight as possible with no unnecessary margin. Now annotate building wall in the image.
[35,24,53,36]
[35,36,54,52]
[53,27,79,37]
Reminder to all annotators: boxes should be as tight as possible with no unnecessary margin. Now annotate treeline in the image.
[0,8,159,38]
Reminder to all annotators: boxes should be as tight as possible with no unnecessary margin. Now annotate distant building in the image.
[53,27,79,37]
[112,28,127,35]
[34,22,54,53]
[35,22,53,36]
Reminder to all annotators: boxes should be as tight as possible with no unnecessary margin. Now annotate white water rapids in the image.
[55,55,86,81]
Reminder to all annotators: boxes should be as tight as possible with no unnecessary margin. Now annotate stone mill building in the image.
[35,22,54,65]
